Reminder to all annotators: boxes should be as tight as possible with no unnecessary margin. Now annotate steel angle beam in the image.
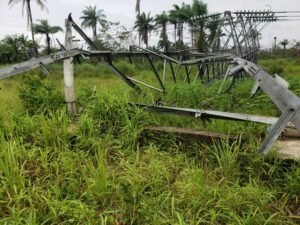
[131,103,289,154]
[232,58,300,116]
[132,103,279,125]
[128,77,164,92]
[68,13,98,50]
[227,57,300,154]
[131,45,233,66]
[106,63,142,93]
[0,49,87,79]
[258,107,296,154]
[145,55,166,92]
[132,45,180,64]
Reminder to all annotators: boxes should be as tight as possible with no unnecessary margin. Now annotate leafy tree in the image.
[33,19,63,54]
[100,22,134,50]
[8,0,47,56]
[80,5,107,41]
[0,43,12,64]
[134,12,154,47]
[293,40,300,49]
[155,11,169,51]
[291,40,300,57]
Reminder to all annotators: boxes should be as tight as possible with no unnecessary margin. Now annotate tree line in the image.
[0,0,299,64]
[135,0,211,51]
[0,0,211,63]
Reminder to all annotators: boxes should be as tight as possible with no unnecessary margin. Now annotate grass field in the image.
[0,58,299,224]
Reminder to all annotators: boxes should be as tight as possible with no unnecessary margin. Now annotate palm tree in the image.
[135,0,140,15]
[176,3,188,44]
[134,12,154,47]
[180,3,194,46]
[191,0,208,51]
[155,11,169,51]
[2,34,33,62]
[169,5,181,50]
[80,5,107,40]
[280,39,289,50]
[8,0,47,56]
[274,37,277,50]
[280,39,289,57]
[3,35,20,62]
[207,16,221,51]
[33,19,63,54]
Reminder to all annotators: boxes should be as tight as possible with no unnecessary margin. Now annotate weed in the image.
[0,59,298,224]
[19,75,64,115]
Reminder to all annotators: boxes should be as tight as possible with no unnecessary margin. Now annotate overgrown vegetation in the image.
[0,58,299,224]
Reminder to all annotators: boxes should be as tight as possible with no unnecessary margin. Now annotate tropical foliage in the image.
[134,0,211,51]
[0,58,299,224]
[134,12,155,47]
[80,5,107,40]
[0,34,34,63]
[8,0,47,55]
[33,19,63,54]
[155,11,170,51]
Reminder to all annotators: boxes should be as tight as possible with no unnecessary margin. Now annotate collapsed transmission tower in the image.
[0,10,300,155]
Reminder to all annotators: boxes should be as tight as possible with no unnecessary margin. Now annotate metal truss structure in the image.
[205,11,278,60]
[0,11,300,154]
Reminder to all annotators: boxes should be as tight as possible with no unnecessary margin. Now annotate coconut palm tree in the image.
[134,12,154,47]
[8,0,47,56]
[280,39,289,50]
[177,3,193,43]
[33,19,63,54]
[155,11,169,51]
[80,5,107,40]
[1,34,33,62]
[169,4,181,50]
[207,16,222,51]
[136,0,140,15]
[191,0,208,51]
[280,39,289,57]
[3,35,20,62]
[180,3,194,46]
[169,3,197,49]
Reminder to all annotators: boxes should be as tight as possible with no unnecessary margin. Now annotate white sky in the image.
[0,0,300,49]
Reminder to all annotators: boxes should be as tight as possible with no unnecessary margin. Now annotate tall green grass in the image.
[0,59,298,224]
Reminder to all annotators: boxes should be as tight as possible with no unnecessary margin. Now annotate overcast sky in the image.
[0,0,300,49]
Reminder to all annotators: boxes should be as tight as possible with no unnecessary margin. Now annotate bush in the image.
[115,61,136,76]
[261,60,285,75]
[75,63,114,78]
[19,75,64,115]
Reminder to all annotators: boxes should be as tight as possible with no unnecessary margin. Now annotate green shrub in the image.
[19,75,64,115]
[75,63,114,78]
[261,60,285,75]
[115,61,136,76]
